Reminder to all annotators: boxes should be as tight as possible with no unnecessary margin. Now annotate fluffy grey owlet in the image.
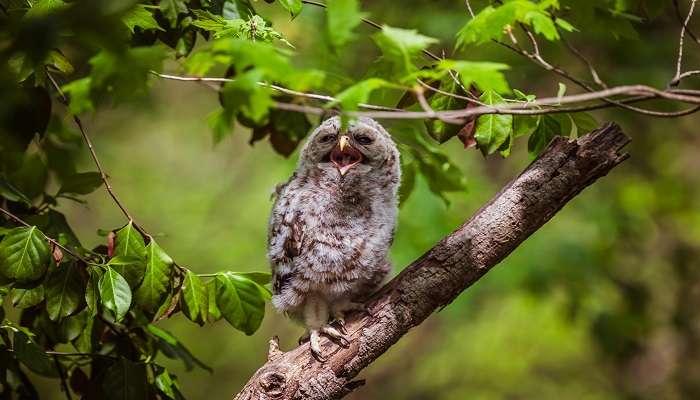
[267,116,400,360]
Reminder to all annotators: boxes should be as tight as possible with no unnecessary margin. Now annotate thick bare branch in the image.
[234,123,630,400]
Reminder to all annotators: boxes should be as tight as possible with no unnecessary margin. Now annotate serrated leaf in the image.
[326,0,367,49]
[62,77,94,114]
[103,359,148,400]
[14,331,58,377]
[134,241,172,314]
[58,172,103,195]
[440,60,510,94]
[373,25,438,78]
[513,115,540,138]
[123,4,163,33]
[99,267,132,322]
[220,69,274,123]
[278,0,302,17]
[215,272,266,335]
[570,112,598,137]
[474,90,513,155]
[327,78,389,112]
[11,285,45,308]
[180,270,207,325]
[160,0,187,26]
[0,226,50,283]
[528,114,561,157]
[45,263,85,321]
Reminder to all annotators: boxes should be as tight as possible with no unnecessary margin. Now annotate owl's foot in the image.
[306,325,351,362]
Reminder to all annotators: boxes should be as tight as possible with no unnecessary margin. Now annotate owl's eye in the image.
[320,134,335,143]
[355,135,373,145]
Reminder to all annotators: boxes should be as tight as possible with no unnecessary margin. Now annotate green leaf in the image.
[134,241,173,314]
[11,285,45,309]
[220,69,274,123]
[557,82,567,100]
[107,256,145,289]
[440,60,511,94]
[148,325,212,372]
[528,114,561,157]
[13,332,58,377]
[570,112,598,137]
[123,4,163,33]
[45,263,85,321]
[474,90,513,155]
[278,0,302,17]
[456,1,560,47]
[114,222,147,260]
[57,172,103,195]
[207,279,222,322]
[234,272,272,285]
[99,267,132,322]
[62,77,94,114]
[72,316,100,353]
[85,266,102,316]
[327,78,390,112]
[160,0,188,26]
[326,0,367,49]
[524,10,559,40]
[0,226,50,283]
[154,367,178,399]
[513,115,540,138]
[373,25,438,78]
[0,178,32,205]
[9,154,48,200]
[180,270,207,325]
[103,359,149,400]
[215,272,266,335]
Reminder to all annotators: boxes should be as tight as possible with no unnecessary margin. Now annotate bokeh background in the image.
[34,1,700,398]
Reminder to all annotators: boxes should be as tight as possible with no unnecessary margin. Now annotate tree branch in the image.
[233,123,630,400]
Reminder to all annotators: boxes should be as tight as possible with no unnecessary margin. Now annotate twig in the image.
[674,0,700,48]
[673,0,698,85]
[153,70,700,121]
[53,356,73,400]
[670,70,700,86]
[464,0,475,18]
[151,72,402,112]
[559,33,608,89]
[0,207,92,265]
[46,72,148,238]
[414,86,462,125]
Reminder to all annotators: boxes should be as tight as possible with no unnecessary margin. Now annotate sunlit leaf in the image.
[180,270,207,325]
[474,90,513,155]
[326,0,368,49]
[215,272,266,335]
[134,241,173,314]
[0,226,50,283]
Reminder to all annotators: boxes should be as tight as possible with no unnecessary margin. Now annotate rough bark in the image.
[234,123,630,400]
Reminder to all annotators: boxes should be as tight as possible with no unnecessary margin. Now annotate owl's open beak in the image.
[331,135,363,176]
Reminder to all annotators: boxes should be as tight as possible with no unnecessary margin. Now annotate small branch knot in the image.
[259,371,287,397]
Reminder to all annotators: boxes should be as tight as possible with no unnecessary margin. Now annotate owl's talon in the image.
[334,318,348,335]
[309,330,326,362]
[320,325,350,348]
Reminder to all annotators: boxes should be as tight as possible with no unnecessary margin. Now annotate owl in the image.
[267,116,401,360]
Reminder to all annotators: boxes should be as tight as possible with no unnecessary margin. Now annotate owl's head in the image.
[299,116,399,179]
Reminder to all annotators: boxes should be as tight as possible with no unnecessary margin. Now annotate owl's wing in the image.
[268,189,305,297]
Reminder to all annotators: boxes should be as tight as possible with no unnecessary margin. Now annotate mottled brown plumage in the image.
[267,116,400,359]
